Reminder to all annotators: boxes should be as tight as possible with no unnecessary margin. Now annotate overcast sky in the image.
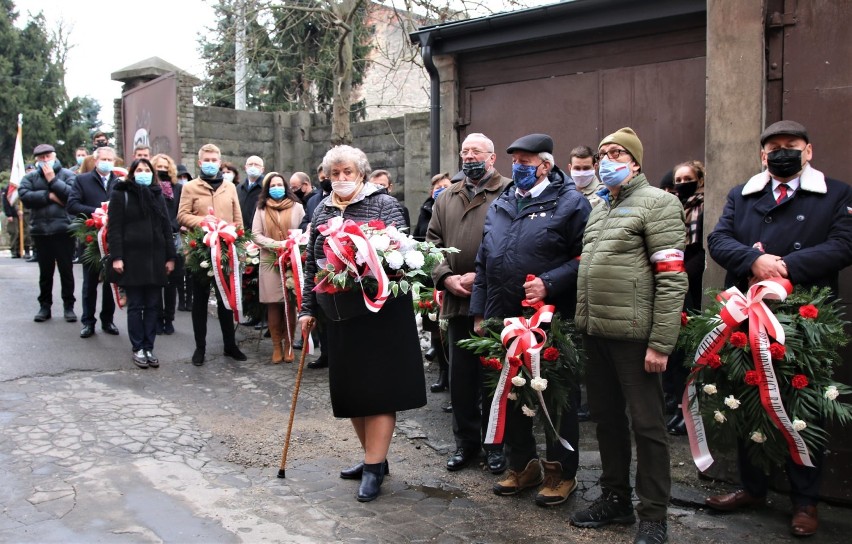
[13,0,214,131]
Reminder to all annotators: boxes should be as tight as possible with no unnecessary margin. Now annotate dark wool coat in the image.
[237,179,263,233]
[708,164,852,293]
[471,167,591,319]
[107,182,176,287]
[67,170,120,219]
[18,161,76,236]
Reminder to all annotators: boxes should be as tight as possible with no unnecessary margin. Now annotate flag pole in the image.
[17,200,24,258]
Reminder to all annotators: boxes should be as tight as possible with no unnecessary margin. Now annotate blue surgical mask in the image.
[512,163,540,191]
[97,161,114,174]
[135,172,153,186]
[432,187,446,199]
[200,162,220,177]
[246,166,262,179]
[268,186,286,200]
[598,158,633,188]
[76,156,85,165]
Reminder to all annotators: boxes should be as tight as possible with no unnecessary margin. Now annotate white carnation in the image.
[825,385,839,401]
[511,375,526,387]
[404,250,425,270]
[714,410,726,423]
[530,377,548,392]
[724,395,741,409]
[507,392,518,401]
[207,270,214,277]
[384,250,404,270]
[427,312,437,322]
[792,419,807,431]
[251,257,260,265]
[369,234,391,252]
[521,405,537,417]
[703,384,718,395]
[750,431,766,443]
[200,260,210,268]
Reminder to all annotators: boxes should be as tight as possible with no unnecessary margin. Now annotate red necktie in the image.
[776,183,788,205]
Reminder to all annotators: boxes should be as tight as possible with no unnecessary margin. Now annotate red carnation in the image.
[769,342,786,360]
[744,370,760,386]
[701,353,722,369]
[244,266,254,275]
[479,356,488,366]
[542,347,559,361]
[189,240,197,248]
[237,228,244,237]
[681,312,689,327]
[367,219,386,230]
[799,305,819,319]
[508,356,522,367]
[791,374,809,389]
[729,332,748,349]
[85,235,94,244]
[85,218,95,227]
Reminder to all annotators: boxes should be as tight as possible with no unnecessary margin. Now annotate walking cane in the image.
[277,318,315,478]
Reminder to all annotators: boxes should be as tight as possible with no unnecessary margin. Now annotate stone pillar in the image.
[404,112,431,222]
[434,54,459,177]
[113,99,123,158]
[176,73,198,170]
[703,0,766,293]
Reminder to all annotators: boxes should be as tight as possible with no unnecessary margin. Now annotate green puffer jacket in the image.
[575,174,688,354]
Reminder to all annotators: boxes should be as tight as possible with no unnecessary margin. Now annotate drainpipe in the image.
[421,42,441,177]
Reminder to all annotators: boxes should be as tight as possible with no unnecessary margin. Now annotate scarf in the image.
[161,180,174,200]
[683,191,704,246]
[263,197,295,241]
[329,181,365,211]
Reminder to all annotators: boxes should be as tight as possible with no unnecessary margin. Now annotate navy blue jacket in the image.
[237,179,263,234]
[300,189,328,231]
[18,160,76,236]
[708,164,852,293]
[471,166,591,319]
[67,170,120,219]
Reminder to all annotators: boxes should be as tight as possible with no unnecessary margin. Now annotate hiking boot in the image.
[570,489,636,528]
[493,459,543,496]
[634,520,667,544]
[535,461,577,506]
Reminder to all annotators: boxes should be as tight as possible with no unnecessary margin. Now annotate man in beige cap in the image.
[570,128,687,544]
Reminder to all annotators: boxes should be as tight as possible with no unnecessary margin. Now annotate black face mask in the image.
[677,181,697,202]
[320,179,332,193]
[462,161,487,181]
[293,188,305,199]
[766,148,803,179]
[94,141,108,149]
[157,170,171,182]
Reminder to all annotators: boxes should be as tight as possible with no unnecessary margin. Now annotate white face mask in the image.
[332,180,358,197]
[222,172,235,183]
[571,169,597,188]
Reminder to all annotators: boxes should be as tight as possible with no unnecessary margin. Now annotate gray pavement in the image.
[1,254,851,543]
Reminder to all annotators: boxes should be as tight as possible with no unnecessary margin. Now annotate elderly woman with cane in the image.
[298,145,426,502]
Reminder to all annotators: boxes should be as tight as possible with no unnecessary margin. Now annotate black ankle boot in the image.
[430,366,449,393]
[357,462,385,502]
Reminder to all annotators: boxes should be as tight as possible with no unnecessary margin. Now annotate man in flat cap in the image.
[18,144,79,322]
[705,120,852,537]
[570,128,686,544]
[470,133,590,507]
[428,132,511,475]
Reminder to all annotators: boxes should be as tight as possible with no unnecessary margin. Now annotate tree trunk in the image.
[329,0,361,146]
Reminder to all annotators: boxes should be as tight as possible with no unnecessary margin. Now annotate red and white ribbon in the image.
[275,230,310,352]
[201,215,243,322]
[91,202,123,310]
[484,303,573,451]
[684,277,812,470]
[316,217,390,313]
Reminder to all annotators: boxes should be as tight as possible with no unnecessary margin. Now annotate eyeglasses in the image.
[459,148,493,158]
[597,148,631,161]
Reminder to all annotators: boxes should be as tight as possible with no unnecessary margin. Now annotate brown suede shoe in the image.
[493,459,543,496]
[705,489,765,511]
[791,505,818,537]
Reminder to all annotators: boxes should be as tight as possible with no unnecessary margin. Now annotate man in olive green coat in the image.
[570,128,687,544]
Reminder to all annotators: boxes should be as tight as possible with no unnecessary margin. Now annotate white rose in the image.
[530,377,548,392]
[750,431,766,443]
[703,384,718,395]
[207,270,214,277]
[724,395,741,410]
[427,312,437,322]
[521,405,537,417]
[825,385,839,401]
[384,250,404,270]
[403,250,425,270]
[200,260,210,268]
[714,410,726,423]
[792,419,807,431]
[369,234,391,252]
[511,375,526,387]
[251,257,260,265]
[507,392,518,401]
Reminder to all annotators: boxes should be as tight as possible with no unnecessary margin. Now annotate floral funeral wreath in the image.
[678,278,852,474]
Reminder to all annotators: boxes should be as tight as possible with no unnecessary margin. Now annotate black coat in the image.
[18,161,76,236]
[106,182,176,287]
[471,167,591,319]
[67,170,120,219]
[412,197,435,241]
[162,182,183,232]
[237,179,263,234]
[708,165,852,293]
[300,189,328,231]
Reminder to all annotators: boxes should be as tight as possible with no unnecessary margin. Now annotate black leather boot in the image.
[430,363,449,393]
[357,462,385,502]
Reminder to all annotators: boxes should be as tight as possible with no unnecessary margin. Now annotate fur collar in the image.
[741,163,826,196]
